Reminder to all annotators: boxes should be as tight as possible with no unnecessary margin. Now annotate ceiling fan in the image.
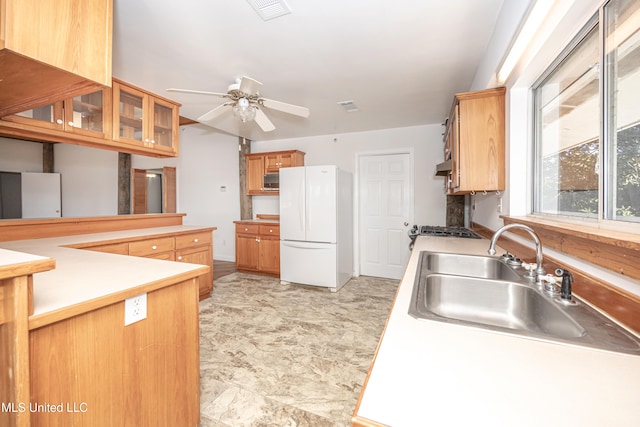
[167,76,310,132]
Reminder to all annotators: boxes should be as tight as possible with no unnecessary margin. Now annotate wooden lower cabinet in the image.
[236,231,260,271]
[128,236,175,257]
[258,225,280,275]
[177,245,212,292]
[235,222,280,276]
[29,278,200,427]
[79,228,214,300]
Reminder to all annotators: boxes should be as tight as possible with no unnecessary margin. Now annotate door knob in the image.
[404,222,409,227]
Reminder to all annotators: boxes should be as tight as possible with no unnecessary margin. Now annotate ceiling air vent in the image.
[247,0,292,21]
[338,100,360,113]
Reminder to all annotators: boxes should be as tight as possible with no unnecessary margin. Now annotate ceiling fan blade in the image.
[260,98,310,118]
[254,107,275,132]
[166,88,229,98]
[197,103,232,122]
[238,76,262,96]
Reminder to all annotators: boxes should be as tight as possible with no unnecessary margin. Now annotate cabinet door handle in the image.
[152,245,157,250]
[68,121,74,127]
[244,228,249,231]
[56,119,63,125]
[194,238,199,243]
[178,256,182,260]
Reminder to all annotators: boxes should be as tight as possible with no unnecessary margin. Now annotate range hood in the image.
[435,159,452,176]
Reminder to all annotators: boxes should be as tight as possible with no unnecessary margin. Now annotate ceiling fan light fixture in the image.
[246,0,292,21]
[233,98,257,123]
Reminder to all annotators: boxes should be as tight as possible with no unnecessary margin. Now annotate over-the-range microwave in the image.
[263,173,279,190]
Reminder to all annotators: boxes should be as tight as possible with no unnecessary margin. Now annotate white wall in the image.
[178,126,240,262]
[131,125,240,262]
[250,124,447,228]
[54,144,119,216]
[0,137,42,172]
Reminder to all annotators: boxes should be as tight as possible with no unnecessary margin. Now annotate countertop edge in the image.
[1,225,216,330]
[28,265,208,331]
[234,219,280,225]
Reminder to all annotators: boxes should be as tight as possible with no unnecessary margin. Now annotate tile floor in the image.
[198,272,399,426]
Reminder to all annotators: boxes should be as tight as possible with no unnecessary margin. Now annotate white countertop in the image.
[0,226,212,324]
[355,236,640,427]
[0,247,50,267]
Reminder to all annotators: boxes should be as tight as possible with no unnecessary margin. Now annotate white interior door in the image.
[21,172,62,218]
[359,153,412,279]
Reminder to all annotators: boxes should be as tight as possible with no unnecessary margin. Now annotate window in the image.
[534,0,640,224]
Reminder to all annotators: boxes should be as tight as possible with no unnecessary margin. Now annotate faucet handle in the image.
[521,262,538,279]
[540,274,560,294]
[501,252,522,266]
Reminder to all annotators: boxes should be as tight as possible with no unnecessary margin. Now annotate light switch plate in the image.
[124,293,147,325]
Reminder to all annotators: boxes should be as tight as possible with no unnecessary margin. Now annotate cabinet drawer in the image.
[259,224,280,237]
[236,224,259,235]
[129,237,175,257]
[175,232,212,249]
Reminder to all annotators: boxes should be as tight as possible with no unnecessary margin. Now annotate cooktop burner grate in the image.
[418,225,481,239]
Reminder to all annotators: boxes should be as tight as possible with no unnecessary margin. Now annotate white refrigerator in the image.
[279,165,353,291]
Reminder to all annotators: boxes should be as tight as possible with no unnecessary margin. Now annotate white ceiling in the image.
[112,0,505,141]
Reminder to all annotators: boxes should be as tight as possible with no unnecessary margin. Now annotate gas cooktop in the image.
[415,225,481,239]
[408,225,481,249]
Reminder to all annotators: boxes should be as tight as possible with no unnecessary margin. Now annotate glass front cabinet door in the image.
[1,88,111,138]
[113,79,179,155]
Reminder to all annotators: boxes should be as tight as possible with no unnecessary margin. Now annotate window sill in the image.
[501,215,640,279]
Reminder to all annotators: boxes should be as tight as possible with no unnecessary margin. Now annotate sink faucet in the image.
[488,224,546,283]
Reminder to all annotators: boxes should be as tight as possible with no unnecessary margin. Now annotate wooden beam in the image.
[238,137,253,220]
[42,142,54,173]
[118,153,131,215]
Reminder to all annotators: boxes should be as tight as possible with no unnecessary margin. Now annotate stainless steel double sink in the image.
[409,251,640,355]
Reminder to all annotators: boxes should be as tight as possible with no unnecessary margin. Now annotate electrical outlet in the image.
[124,293,147,326]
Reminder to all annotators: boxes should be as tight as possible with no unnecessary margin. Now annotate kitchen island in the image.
[0,221,215,426]
[352,236,640,426]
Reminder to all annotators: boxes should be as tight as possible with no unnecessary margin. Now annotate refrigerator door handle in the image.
[282,242,329,250]
[296,177,305,237]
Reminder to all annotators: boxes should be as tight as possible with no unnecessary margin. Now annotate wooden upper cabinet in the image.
[264,152,301,173]
[113,79,180,156]
[245,150,305,195]
[0,0,113,117]
[444,87,505,194]
[1,87,112,139]
[0,79,180,158]
[246,156,267,195]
